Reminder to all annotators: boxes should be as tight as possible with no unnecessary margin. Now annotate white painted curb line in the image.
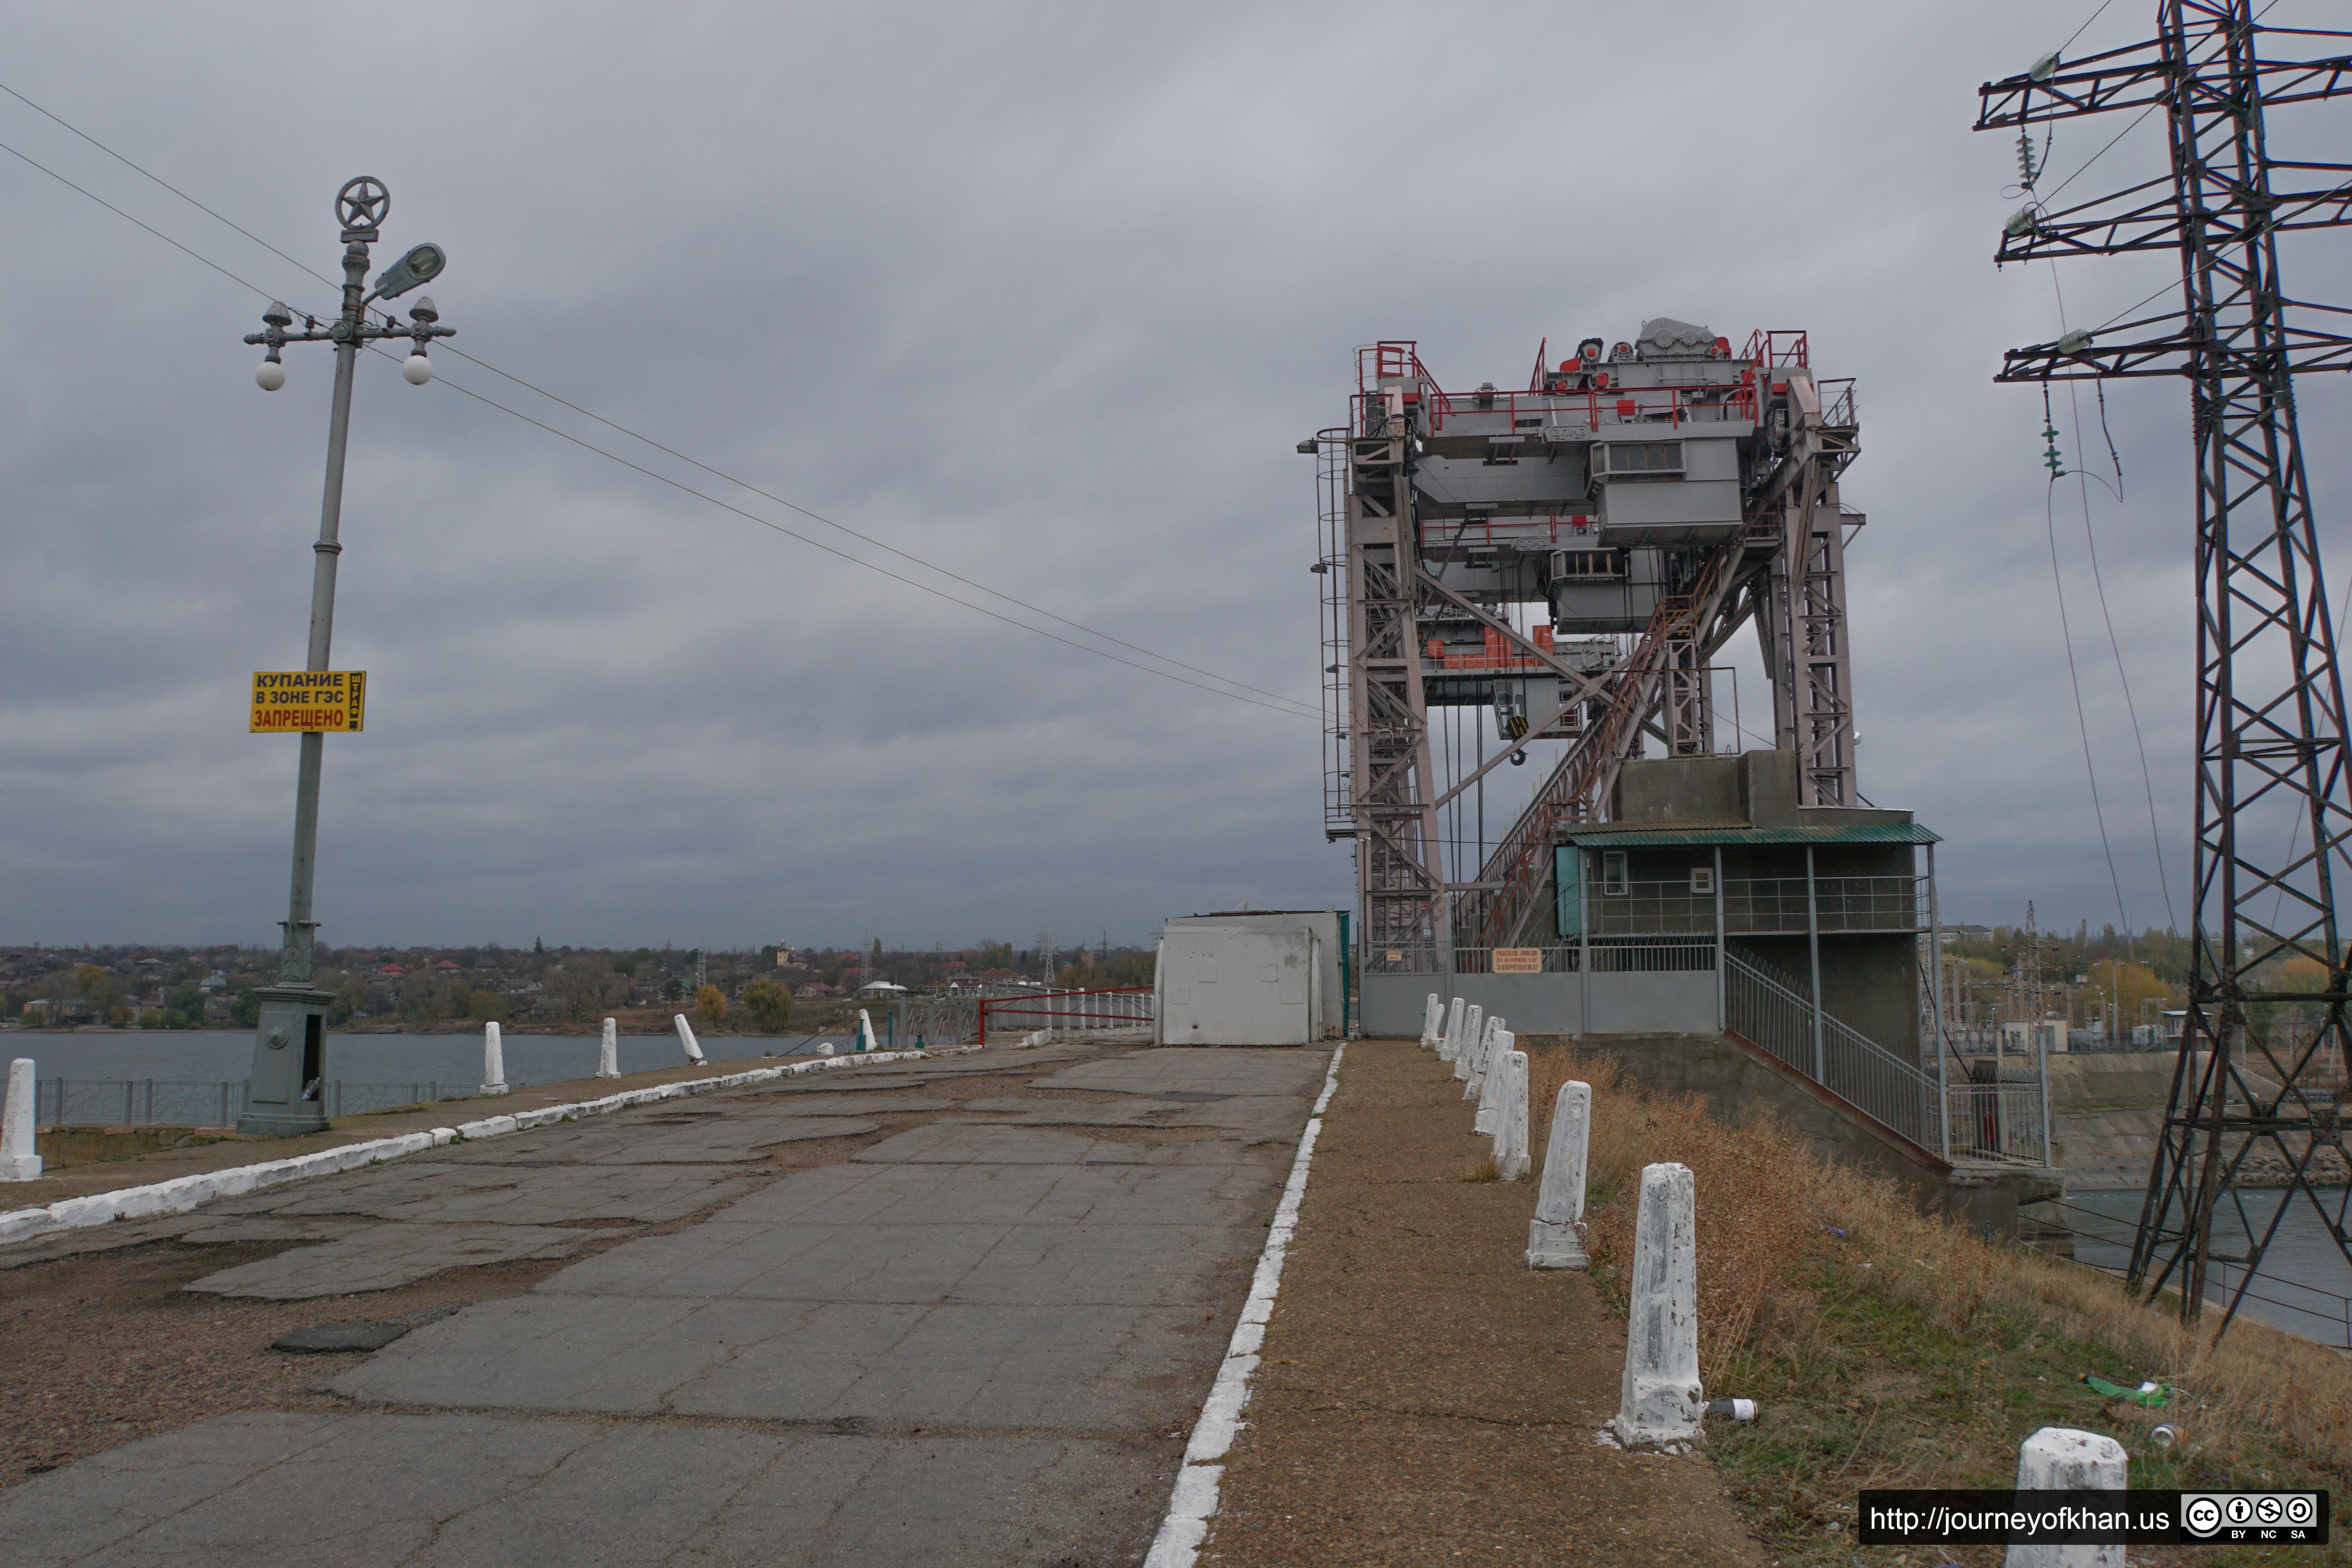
[1143,1041,1347,1568]
[0,1045,967,1251]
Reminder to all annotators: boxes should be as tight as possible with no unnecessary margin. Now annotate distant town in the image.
[0,938,1159,1033]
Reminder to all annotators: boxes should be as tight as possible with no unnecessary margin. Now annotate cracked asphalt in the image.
[0,1041,1328,1567]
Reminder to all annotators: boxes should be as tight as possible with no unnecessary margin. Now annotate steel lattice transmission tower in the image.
[1977,1,2352,1335]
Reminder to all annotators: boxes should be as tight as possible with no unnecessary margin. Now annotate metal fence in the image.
[1941,1072,2054,1165]
[1585,876,1926,936]
[1723,947,1934,1147]
[1369,941,1718,975]
[977,986,1154,1046]
[896,994,981,1048]
[1586,940,1717,973]
[1727,945,2052,1165]
[1444,946,1583,975]
[34,1079,473,1128]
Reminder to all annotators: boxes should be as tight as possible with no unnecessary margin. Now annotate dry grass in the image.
[1525,1045,1820,1366]
[1523,1041,2352,1487]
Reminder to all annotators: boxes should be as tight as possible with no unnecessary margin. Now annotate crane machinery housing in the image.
[1315,320,1868,998]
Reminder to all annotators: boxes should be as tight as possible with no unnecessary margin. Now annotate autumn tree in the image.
[742,977,793,1031]
[695,983,727,1025]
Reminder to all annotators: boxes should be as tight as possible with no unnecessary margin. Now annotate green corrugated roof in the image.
[1563,822,1941,846]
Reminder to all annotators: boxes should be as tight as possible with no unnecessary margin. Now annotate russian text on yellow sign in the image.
[250,670,367,733]
[1492,948,1543,973]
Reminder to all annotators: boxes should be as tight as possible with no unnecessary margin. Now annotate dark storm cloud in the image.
[4,1,2350,948]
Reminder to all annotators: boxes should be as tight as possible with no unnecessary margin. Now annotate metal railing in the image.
[977,985,1154,1046]
[896,995,980,1048]
[1730,944,2050,1165]
[1723,947,1933,1147]
[33,1079,474,1128]
[1444,947,1583,975]
[1370,942,1717,976]
[1587,940,1717,973]
[1942,1072,2053,1165]
[1583,876,1925,936]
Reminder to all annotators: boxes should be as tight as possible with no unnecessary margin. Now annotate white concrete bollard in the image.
[479,1021,509,1096]
[2004,1429,2130,1568]
[597,1017,620,1079]
[1603,1162,1702,1451]
[1455,1006,1485,1087]
[1440,996,1466,1063]
[1492,1045,1530,1180]
[673,1014,706,1065]
[2,1058,41,1182]
[856,1010,878,1052]
[818,1041,836,1057]
[1421,993,1443,1050]
[1470,1016,1508,1121]
[1527,1080,1591,1269]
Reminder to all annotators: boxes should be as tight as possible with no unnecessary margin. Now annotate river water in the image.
[2064,1187,2352,1349]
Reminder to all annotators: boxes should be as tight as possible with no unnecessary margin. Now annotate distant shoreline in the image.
[0,1019,819,1038]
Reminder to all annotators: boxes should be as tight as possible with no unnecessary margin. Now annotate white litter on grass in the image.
[1142,1041,1347,1568]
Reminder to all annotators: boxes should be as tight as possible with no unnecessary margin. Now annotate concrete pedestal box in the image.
[1155,924,1326,1045]
[236,986,334,1137]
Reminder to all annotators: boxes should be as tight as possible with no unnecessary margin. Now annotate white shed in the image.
[1154,915,1335,1045]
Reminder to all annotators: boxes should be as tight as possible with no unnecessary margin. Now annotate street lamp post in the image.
[234,177,453,1136]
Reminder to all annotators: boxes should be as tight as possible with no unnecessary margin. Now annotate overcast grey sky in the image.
[5,1,2350,952]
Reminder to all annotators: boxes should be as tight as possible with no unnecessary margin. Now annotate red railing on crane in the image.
[1742,329,1810,369]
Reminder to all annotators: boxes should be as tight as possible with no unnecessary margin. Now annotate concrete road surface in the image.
[0,1043,1328,1567]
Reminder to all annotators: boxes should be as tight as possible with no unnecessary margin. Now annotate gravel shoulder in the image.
[1201,1037,1769,1568]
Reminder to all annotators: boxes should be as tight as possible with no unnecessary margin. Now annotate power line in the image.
[2031,4,2280,209]
[0,135,281,306]
[2051,267,2180,935]
[2043,388,2135,940]
[0,87,1319,721]
[2060,0,2117,55]
[420,342,1315,714]
[356,345,1317,718]
[0,80,338,294]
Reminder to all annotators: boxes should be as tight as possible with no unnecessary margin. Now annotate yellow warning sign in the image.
[250,670,366,733]
[1492,948,1543,974]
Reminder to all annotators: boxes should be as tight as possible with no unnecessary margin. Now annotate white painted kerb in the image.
[1143,1041,1346,1568]
[0,1046,948,1250]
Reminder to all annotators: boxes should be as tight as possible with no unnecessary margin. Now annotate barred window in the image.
[1605,441,1682,473]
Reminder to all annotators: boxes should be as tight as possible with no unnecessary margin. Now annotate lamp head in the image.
[369,242,446,302]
